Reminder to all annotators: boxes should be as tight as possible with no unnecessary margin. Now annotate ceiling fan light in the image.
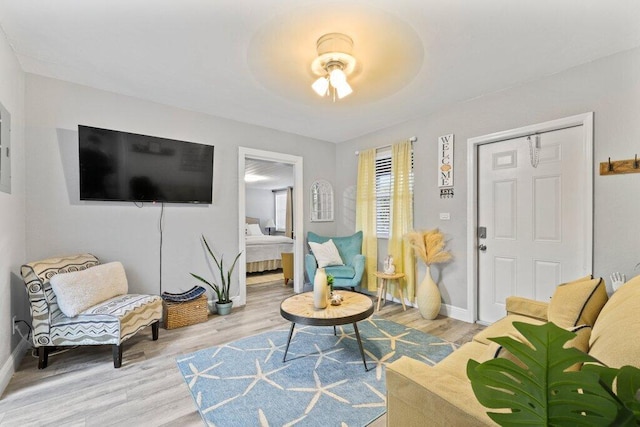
[329,68,347,87]
[310,33,356,102]
[311,76,329,96]
[336,81,353,99]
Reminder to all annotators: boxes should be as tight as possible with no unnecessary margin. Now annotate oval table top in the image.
[280,291,374,327]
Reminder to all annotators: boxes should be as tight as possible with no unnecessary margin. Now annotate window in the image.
[274,190,287,232]
[375,149,413,238]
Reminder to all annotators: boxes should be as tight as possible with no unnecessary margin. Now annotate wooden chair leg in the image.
[152,321,159,341]
[113,344,122,368]
[38,346,50,369]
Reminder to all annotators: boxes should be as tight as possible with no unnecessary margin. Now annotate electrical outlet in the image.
[12,316,17,335]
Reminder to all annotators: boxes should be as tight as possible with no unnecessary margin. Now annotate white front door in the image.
[477,125,591,323]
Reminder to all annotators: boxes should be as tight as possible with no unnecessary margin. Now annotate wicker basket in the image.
[163,294,209,329]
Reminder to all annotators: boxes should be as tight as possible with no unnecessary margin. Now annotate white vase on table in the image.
[313,268,329,309]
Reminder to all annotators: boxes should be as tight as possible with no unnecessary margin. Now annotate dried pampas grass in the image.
[405,229,452,266]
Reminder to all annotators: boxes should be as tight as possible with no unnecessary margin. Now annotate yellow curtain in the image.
[355,149,378,291]
[389,141,416,301]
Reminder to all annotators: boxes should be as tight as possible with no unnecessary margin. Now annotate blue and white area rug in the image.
[176,317,456,426]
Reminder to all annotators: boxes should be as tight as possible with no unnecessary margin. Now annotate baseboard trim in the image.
[377,291,474,323]
[0,338,30,398]
[440,303,474,323]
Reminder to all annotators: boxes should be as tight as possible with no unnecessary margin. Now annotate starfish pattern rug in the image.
[176,316,456,426]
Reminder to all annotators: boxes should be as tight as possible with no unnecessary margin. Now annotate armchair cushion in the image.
[324,265,355,280]
[50,261,128,317]
[308,239,344,268]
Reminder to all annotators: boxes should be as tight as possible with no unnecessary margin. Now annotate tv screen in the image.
[79,125,214,204]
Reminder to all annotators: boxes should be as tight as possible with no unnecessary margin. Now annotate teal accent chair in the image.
[305,231,365,290]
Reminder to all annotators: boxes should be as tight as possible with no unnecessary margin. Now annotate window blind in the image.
[375,149,413,238]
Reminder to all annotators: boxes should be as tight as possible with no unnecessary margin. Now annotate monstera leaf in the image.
[582,364,640,425]
[467,321,633,426]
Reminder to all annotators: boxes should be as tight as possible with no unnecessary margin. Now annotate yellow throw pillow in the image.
[547,276,607,328]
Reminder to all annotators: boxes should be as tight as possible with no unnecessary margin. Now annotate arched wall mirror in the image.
[0,100,11,194]
[310,179,334,222]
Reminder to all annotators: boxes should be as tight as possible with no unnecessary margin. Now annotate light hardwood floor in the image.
[246,270,285,285]
[0,282,484,426]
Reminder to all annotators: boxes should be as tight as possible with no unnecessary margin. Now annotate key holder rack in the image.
[600,155,640,176]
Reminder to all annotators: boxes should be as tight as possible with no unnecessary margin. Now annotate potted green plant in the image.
[190,235,242,315]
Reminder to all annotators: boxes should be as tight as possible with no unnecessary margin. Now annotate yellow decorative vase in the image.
[417,266,441,319]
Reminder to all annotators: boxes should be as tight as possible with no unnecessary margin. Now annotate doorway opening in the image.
[238,147,304,306]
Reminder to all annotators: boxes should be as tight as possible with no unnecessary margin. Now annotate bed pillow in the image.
[49,262,128,317]
[309,239,344,268]
[247,224,263,236]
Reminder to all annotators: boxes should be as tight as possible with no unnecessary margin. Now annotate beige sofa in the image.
[386,275,640,426]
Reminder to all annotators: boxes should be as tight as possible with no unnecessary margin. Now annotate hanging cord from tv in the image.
[159,201,165,295]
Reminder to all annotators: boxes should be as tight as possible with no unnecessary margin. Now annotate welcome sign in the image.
[438,134,454,188]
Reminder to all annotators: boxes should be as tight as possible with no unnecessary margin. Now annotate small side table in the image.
[281,252,293,286]
[375,272,406,311]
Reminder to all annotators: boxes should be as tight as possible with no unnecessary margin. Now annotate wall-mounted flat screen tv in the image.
[79,125,214,204]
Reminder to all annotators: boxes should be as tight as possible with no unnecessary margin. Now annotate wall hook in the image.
[600,156,640,176]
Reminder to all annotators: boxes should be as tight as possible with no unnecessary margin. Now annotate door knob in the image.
[478,244,487,252]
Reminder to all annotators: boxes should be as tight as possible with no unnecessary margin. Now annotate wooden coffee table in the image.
[280,291,374,371]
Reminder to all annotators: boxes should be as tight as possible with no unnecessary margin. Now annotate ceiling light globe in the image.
[336,82,353,99]
[311,77,329,96]
[329,68,347,87]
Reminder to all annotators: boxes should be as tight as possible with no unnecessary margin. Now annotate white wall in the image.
[25,75,337,298]
[0,30,27,390]
[245,188,275,232]
[335,47,640,316]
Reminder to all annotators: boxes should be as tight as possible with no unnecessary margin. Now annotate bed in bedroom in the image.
[245,217,294,273]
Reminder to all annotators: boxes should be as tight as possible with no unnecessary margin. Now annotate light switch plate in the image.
[439,212,450,220]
